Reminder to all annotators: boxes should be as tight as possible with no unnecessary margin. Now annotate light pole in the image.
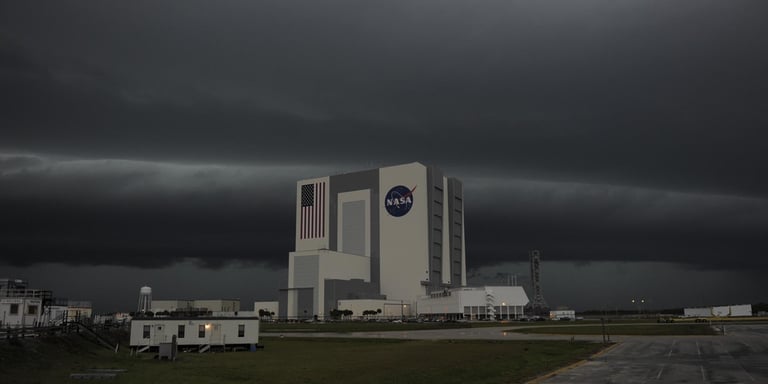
[502,302,507,320]
[631,298,645,317]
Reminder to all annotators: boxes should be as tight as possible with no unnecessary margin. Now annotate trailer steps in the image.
[199,344,211,353]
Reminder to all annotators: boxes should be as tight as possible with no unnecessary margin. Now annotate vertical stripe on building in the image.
[300,182,325,239]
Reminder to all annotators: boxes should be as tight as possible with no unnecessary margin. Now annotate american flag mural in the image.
[300,181,325,239]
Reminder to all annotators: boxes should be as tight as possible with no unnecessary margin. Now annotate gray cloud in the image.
[1,154,765,272]
[0,154,339,268]
[0,0,766,311]
[464,178,768,269]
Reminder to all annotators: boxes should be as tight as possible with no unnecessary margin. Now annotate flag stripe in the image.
[300,181,325,239]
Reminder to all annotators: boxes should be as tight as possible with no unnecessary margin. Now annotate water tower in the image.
[137,286,152,313]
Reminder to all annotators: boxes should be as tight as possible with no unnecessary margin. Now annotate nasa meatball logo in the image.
[385,185,416,217]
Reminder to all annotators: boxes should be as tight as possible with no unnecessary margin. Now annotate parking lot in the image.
[541,323,768,383]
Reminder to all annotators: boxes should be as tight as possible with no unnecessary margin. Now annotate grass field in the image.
[0,332,606,384]
[261,320,516,333]
[509,323,718,336]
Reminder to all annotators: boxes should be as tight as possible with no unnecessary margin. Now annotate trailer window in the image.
[178,324,185,338]
[142,325,150,339]
[198,324,205,338]
[28,305,38,315]
[238,324,245,337]
[10,304,18,314]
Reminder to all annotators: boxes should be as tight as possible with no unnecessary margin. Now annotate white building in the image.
[417,286,529,320]
[130,317,259,350]
[549,309,576,321]
[336,299,414,319]
[684,304,753,318]
[93,312,132,326]
[65,301,93,322]
[1,297,43,328]
[280,162,467,319]
[0,278,49,328]
[151,299,240,314]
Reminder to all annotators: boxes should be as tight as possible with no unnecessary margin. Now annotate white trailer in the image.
[684,304,753,318]
[549,309,576,321]
[130,317,259,351]
[729,304,753,317]
[683,307,711,317]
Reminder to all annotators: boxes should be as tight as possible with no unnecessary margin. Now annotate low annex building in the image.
[336,299,415,319]
[417,286,529,320]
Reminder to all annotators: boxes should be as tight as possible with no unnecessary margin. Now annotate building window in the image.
[143,325,150,339]
[10,304,19,314]
[198,324,205,338]
[28,305,38,315]
[178,325,185,338]
[238,324,245,337]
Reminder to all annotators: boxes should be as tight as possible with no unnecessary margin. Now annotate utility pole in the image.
[601,317,606,344]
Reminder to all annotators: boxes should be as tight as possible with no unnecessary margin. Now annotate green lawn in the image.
[510,323,717,336]
[0,333,606,384]
[261,321,513,333]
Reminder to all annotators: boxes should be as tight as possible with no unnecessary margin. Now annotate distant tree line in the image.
[329,309,353,319]
[258,309,275,318]
[362,309,382,316]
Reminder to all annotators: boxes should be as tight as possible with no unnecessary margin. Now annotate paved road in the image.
[542,323,768,383]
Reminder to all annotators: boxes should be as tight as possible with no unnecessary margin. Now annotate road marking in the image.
[656,366,665,380]
[720,341,756,382]
[667,340,676,358]
[700,365,707,382]
[696,341,701,356]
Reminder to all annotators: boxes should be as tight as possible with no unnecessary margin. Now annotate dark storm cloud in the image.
[463,178,768,269]
[0,155,338,269]
[2,0,767,196]
[1,1,767,272]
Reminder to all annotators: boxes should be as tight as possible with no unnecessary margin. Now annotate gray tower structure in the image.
[526,250,549,316]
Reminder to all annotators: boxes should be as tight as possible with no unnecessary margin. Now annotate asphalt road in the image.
[541,323,768,383]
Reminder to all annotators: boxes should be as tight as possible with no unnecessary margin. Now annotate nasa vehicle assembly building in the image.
[279,162,470,319]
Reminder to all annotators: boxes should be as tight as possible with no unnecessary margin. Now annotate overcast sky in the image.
[1,1,766,312]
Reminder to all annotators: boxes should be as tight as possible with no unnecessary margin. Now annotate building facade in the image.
[417,286,529,320]
[280,162,466,319]
[0,278,51,328]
